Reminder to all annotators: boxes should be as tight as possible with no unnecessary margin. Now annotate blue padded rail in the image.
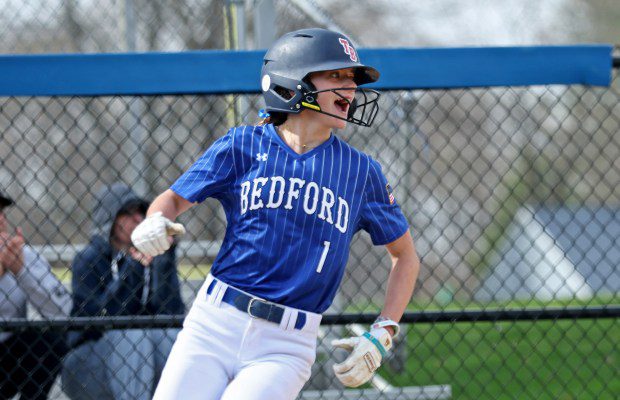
[0,45,612,96]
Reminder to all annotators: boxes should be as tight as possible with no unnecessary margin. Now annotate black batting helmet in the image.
[261,28,380,127]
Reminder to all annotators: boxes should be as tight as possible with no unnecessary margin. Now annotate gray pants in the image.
[62,328,179,400]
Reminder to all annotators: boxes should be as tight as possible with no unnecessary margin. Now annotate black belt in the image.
[207,279,307,330]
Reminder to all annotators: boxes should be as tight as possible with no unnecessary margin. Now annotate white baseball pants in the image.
[153,275,322,400]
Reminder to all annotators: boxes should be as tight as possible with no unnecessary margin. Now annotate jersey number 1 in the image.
[316,241,331,273]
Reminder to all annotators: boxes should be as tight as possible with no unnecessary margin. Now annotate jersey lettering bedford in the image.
[171,124,408,313]
[240,177,350,234]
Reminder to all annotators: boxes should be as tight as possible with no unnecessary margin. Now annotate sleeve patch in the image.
[386,183,395,205]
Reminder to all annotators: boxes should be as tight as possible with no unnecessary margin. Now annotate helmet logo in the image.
[261,74,271,92]
[338,38,358,62]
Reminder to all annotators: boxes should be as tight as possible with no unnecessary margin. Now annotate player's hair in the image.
[258,112,287,126]
[259,85,292,126]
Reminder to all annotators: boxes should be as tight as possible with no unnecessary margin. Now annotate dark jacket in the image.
[69,183,184,346]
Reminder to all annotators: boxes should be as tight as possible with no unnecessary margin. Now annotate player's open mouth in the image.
[334,98,349,113]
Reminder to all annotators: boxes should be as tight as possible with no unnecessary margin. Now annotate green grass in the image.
[408,294,620,311]
[341,294,620,315]
[52,264,211,284]
[326,296,619,398]
[382,318,619,399]
[349,297,620,398]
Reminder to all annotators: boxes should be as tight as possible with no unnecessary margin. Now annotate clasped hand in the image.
[0,228,24,276]
[131,212,186,257]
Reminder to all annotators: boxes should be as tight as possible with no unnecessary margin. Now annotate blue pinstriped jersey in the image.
[171,124,408,313]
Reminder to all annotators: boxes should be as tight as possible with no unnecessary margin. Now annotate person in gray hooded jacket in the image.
[0,190,71,400]
[61,182,184,400]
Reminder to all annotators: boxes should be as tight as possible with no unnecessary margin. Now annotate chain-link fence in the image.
[1,62,619,399]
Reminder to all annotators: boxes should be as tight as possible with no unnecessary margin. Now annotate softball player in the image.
[132,28,419,400]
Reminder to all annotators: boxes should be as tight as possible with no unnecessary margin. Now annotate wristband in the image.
[371,316,400,338]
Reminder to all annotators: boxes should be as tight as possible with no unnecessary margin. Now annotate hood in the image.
[91,182,148,238]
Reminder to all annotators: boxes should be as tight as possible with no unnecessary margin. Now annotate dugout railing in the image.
[1,47,619,399]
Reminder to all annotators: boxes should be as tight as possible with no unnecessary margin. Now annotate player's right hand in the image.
[131,212,186,256]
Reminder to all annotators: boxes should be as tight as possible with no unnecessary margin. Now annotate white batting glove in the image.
[331,327,393,387]
[131,212,186,256]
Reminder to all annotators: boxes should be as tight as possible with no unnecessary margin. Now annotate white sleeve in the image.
[14,245,72,318]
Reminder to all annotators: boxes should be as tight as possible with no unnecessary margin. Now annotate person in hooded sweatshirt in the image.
[61,182,184,400]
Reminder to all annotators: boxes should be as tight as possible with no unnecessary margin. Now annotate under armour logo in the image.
[256,153,268,161]
[338,38,358,62]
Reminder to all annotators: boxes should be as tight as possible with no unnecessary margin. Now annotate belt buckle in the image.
[247,297,265,318]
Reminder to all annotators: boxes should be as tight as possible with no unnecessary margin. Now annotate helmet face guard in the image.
[300,87,380,128]
[261,28,381,128]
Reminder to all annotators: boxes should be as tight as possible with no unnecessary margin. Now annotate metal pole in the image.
[227,0,250,125]
[253,0,276,49]
[125,0,136,51]
[124,0,147,195]
[289,0,354,45]
[3,305,618,331]
[234,0,246,50]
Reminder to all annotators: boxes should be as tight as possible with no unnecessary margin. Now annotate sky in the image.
[315,0,609,47]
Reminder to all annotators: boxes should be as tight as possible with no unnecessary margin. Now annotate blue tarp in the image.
[0,45,613,96]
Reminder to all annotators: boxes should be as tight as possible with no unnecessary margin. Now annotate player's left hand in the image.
[331,327,393,387]
[131,212,185,256]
